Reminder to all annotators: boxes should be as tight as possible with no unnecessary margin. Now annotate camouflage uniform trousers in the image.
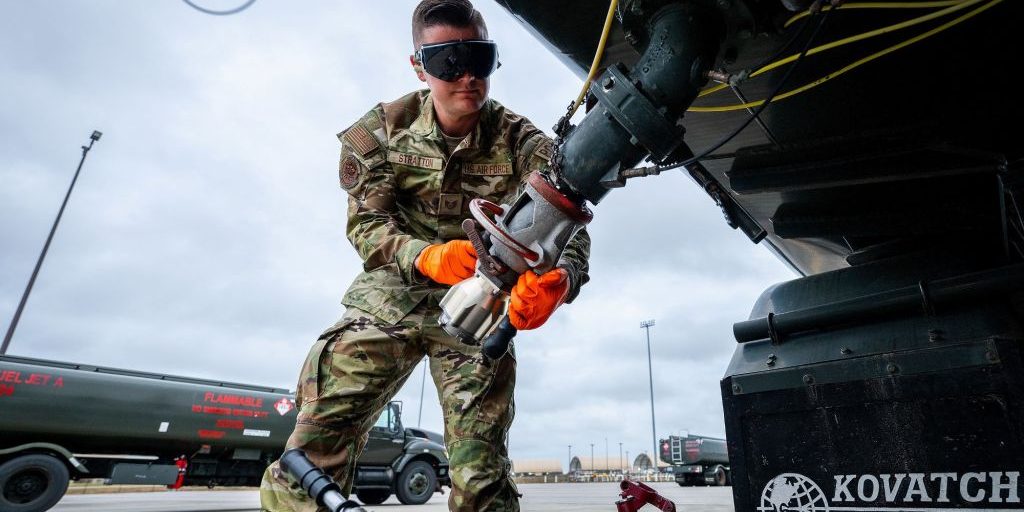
[260,296,519,512]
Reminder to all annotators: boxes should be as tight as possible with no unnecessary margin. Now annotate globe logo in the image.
[758,473,830,512]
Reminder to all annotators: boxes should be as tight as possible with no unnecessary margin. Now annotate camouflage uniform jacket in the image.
[337,89,591,325]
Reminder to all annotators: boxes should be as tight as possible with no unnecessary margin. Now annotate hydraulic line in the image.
[785,0,967,28]
[690,0,1001,113]
[620,0,1000,182]
[567,0,619,120]
[697,0,982,99]
[647,7,834,174]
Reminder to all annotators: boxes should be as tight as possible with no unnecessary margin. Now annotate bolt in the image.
[603,77,615,90]
[887,363,900,374]
[766,354,777,367]
[840,347,852,355]
[706,70,731,83]
[732,383,742,394]
[986,350,999,363]
[802,374,814,385]
[624,30,639,46]
[928,329,943,342]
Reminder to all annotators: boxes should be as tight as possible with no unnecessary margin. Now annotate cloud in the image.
[0,1,794,462]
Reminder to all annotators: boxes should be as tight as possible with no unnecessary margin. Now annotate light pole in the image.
[605,437,608,474]
[2,130,102,355]
[641,319,657,470]
[619,442,623,474]
[568,445,572,475]
[626,450,630,475]
[417,356,428,427]
[590,443,594,474]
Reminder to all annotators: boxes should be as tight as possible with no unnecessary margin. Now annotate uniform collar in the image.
[410,89,494,154]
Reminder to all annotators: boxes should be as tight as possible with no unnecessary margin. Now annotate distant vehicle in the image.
[659,434,730,486]
[0,354,449,512]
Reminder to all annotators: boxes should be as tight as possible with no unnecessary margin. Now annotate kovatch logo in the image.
[759,471,1022,512]
[274,397,295,416]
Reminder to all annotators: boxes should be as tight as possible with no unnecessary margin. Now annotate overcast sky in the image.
[0,1,793,468]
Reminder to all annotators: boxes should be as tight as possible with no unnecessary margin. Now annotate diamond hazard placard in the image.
[274,398,295,416]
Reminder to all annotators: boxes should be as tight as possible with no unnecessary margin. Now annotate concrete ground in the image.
[52,482,735,511]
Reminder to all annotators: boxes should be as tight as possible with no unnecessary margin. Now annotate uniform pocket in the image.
[296,317,356,406]
[472,344,517,428]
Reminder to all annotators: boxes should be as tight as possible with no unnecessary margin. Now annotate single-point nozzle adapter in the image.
[439,173,592,347]
[440,2,725,351]
[489,172,593,275]
[557,2,724,204]
[439,272,509,344]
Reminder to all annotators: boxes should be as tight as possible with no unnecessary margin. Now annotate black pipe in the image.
[280,449,352,511]
[734,264,1024,343]
[557,3,723,204]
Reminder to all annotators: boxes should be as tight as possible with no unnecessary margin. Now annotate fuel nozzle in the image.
[438,172,592,354]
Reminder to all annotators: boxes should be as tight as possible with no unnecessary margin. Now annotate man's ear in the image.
[410,54,427,82]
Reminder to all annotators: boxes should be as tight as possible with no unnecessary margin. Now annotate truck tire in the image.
[710,465,728,486]
[0,454,70,512]
[395,460,435,505]
[356,489,390,505]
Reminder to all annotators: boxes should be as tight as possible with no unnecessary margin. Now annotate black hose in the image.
[482,317,517,360]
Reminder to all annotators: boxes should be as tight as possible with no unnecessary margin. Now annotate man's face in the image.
[412,24,490,121]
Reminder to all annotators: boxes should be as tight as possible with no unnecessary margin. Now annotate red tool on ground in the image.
[615,478,677,512]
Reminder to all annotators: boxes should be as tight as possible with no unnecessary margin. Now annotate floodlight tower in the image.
[641,319,657,468]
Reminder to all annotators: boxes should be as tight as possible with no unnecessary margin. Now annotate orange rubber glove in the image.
[508,268,570,330]
[414,240,477,286]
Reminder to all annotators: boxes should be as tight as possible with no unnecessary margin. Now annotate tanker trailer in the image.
[659,435,730,487]
[0,353,298,511]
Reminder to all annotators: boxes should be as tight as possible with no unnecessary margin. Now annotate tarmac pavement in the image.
[51,482,734,511]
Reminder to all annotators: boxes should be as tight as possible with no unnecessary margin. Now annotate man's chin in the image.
[454,99,486,114]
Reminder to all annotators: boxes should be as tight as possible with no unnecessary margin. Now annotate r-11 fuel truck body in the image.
[0,354,449,512]
[0,353,297,510]
[659,435,730,487]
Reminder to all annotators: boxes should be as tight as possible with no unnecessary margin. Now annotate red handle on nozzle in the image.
[615,478,677,512]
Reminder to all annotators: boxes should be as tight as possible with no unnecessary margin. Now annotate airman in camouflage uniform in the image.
[260,85,590,510]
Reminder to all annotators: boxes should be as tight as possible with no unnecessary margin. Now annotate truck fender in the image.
[392,438,447,473]
[0,442,89,474]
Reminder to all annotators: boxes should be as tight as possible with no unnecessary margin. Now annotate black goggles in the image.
[416,39,500,81]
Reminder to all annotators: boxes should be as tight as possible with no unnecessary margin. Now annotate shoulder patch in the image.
[343,124,380,158]
[340,156,360,189]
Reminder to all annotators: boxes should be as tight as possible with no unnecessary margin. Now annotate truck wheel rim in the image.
[4,469,47,504]
[408,472,429,496]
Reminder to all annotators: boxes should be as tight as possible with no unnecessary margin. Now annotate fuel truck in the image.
[0,354,449,512]
[659,435,730,487]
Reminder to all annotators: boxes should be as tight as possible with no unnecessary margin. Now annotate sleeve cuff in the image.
[397,238,432,285]
[558,262,582,304]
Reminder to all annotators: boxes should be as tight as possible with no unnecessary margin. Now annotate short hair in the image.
[412,0,488,50]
